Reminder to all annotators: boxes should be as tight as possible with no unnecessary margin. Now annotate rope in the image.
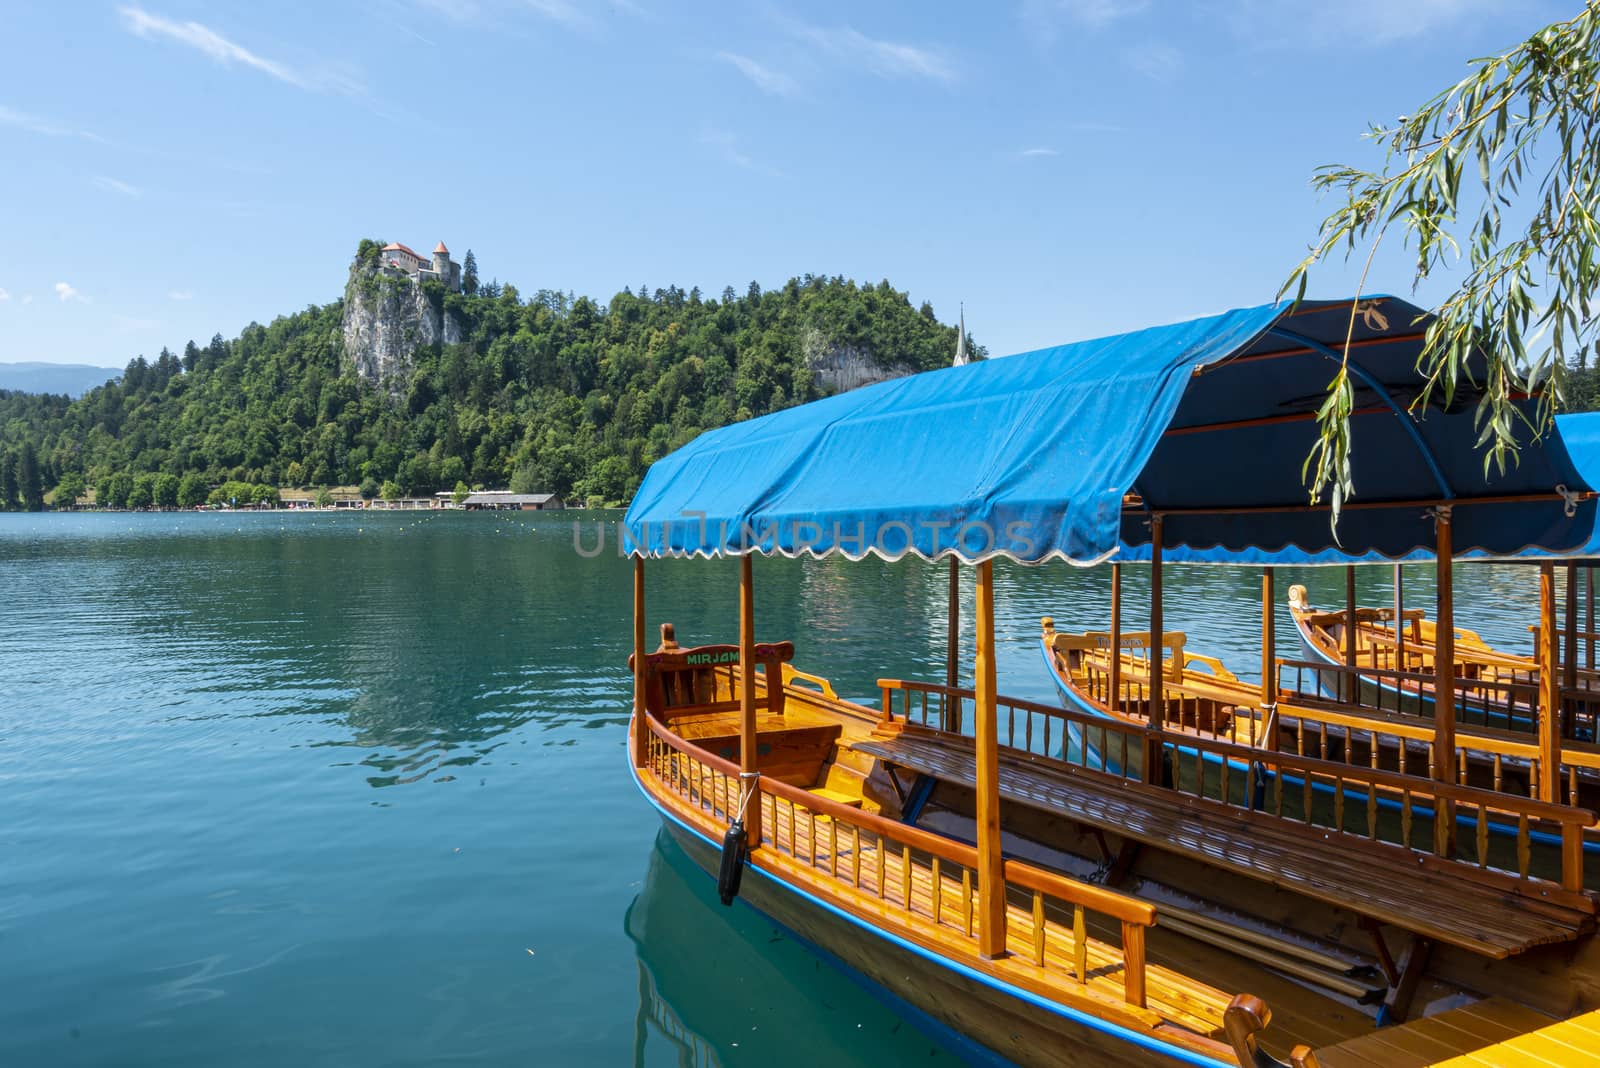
[735,771,760,823]
[1558,484,1581,518]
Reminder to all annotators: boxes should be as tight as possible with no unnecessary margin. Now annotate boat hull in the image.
[633,761,1228,1068]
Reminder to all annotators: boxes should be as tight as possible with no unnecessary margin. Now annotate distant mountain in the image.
[0,362,119,398]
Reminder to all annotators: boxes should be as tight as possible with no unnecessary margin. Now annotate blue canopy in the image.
[624,297,1599,565]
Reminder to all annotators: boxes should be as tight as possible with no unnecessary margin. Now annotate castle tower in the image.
[432,241,460,292]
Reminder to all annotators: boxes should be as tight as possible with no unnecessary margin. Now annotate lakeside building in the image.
[462,491,564,511]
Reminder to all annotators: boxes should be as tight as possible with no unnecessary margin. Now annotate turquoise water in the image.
[0,512,1553,1066]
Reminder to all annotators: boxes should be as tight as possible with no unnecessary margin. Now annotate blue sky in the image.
[0,0,1569,367]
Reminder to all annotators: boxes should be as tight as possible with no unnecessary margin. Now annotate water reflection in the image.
[0,511,633,791]
[625,831,958,1067]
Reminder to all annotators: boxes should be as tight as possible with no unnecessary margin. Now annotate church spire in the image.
[953,303,970,366]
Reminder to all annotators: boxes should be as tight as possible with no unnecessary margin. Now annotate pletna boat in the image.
[624,296,1600,1066]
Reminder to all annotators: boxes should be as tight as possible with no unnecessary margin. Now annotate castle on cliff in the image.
[379,240,461,292]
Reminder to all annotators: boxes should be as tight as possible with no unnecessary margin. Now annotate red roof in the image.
[434,241,449,255]
[381,242,423,261]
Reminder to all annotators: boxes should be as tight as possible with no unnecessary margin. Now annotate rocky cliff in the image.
[799,326,916,395]
[340,263,462,389]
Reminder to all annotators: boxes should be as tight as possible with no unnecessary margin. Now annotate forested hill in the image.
[0,255,981,510]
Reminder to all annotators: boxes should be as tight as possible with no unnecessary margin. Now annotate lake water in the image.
[0,512,1559,1066]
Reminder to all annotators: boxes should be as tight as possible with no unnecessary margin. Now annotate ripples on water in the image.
[0,512,1562,1065]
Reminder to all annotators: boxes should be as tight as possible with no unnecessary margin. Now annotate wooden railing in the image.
[882,677,1125,762]
[1271,694,1600,826]
[642,714,1157,1008]
[877,680,1597,893]
[1277,659,1538,734]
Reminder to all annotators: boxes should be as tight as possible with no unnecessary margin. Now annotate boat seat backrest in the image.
[633,640,797,722]
[1083,630,1188,681]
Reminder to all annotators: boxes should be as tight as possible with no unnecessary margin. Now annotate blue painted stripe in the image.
[630,761,1233,1068]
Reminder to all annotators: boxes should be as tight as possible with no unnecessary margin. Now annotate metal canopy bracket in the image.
[1265,326,1455,503]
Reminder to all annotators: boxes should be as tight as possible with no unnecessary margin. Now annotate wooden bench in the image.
[850,730,1595,960]
[683,723,843,787]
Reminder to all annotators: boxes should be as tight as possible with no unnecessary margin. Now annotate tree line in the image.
[0,250,979,510]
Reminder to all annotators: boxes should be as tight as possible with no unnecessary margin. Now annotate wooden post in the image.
[946,558,961,732]
[632,556,648,767]
[1539,563,1561,803]
[1432,509,1456,785]
[1588,566,1595,672]
[1393,564,1405,674]
[1564,562,1579,695]
[1108,564,1123,714]
[1146,517,1166,785]
[1260,567,1275,708]
[739,554,762,846]
[973,560,1006,958]
[1344,565,1358,668]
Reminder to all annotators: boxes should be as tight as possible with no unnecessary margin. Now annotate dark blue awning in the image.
[624,297,1598,565]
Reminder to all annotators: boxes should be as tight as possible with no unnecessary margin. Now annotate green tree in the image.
[127,475,154,510]
[452,479,470,506]
[380,479,401,501]
[463,249,479,296]
[1287,4,1600,511]
[105,472,134,510]
[152,472,180,509]
[0,451,18,510]
[315,486,334,508]
[359,476,380,500]
[16,442,43,511]
[177,472,208,508]
[509,462,540,495]
[53,471,86,508]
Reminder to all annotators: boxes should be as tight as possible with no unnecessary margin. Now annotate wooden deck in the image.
[853,729,1596,958]
[1309,998,1600,1067]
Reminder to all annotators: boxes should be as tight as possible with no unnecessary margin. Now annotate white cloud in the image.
[1022,0,1149,32]
[520,0,641,31]
[0,104,103,141]
[120,7,306,85]
[22,294,33,305]
[55,282,88,303]
[0,288,9,302]
[169,289,193,300]
[1225,0,1502,47]
[118,7,366,95]
[93,175,141,197]
[523,0,592,29]
[699,126,753,170]
[1126,42,1181,80]
[789,23,955,82]
[717,51,799,97]
[416,0,480,20]
[1020,146,1058,157]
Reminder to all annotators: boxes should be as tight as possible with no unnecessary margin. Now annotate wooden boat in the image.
[1286,583,1538,727]
[1039,594,1600,854]
[1286,582,1600,739]
[625,296,1600,1066]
